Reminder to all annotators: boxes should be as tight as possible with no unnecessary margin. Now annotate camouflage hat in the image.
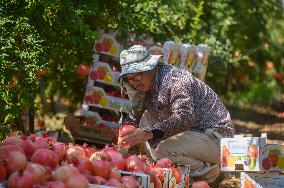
[118,45,162,81]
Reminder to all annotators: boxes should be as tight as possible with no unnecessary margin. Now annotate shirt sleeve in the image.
[142,81,195,146]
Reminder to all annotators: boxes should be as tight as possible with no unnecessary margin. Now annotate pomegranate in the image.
[121,175,139,188]
[2,136,24,146]
[156,158,173,168]
[104,179,123,188]
[0,164,7,182]
[64,173,88,188]
[118,125,136,148]
[50,143,66,162]
[25,162,50,184]
[102,145,123,162]
[22,135,47,159]
[89,151,111,161]
[102,145,125,169]
[119,125,136,137]
[76,157,94,175]
[82,143,96,157]
[110,168,122,180]
[93,176,106,185]
[5,151,27,175]
[0,145,25,157]
[93,159,111,179]
[38,68,46,76]
[31,148,58,170]
[125,155,146,172]
[46,181,66,188]
[66,145,86,164]
[8,171,33,188]
[26,134,47,148]
[76,64,90,76]
[116,159,126,170]
[54,165,80,181]
[192,181,210,188]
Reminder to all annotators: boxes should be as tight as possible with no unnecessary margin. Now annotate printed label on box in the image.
[221,135,267,171]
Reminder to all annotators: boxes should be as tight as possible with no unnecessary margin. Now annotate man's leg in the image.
[154,129,222,183]
[139,111,223,183]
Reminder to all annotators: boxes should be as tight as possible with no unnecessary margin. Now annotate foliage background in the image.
[0,0,283,139]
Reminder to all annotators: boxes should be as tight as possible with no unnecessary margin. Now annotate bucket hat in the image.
[118,45,162,81]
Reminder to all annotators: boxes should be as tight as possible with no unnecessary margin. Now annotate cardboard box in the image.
[89,61,120,87]
[163,165,191,188]
[84,86,131,113]
[221,134,267,171]
[260,144,284,171]
[93,33,123,57]
[76,110,120,144]
[241,172,284,188]
[119,170,151,188]
[221,134,284,172]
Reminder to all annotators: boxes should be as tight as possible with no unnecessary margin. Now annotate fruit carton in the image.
[180,44,197,71]
[89,172,150,188]
[94,33,123,57]
[76,109,120,144]
[79,109,120,129]
[220,134,267,171]
[84,86,131,113]
[240,172,284,188]
[192,44,209,81]
[89,61,120,87]
[260,144,284,171]
[163,41,209,81]
[163,41,182,68]
[119,170,151,188]
[163,165,191,188]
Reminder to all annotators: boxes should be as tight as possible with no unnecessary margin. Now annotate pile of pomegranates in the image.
[0,133,183,188]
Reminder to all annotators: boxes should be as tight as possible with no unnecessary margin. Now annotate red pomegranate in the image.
[8,170,33,188]
[76,157,94,175]
[2,136,24,146]
[66,145,86,164]
[50,143,66,162]
[54,164,80,181]
[93,159,111,179]
[0,164,7,182]
[64,173,88,188]
[25,162,50,185]
[5,151,27,175]
[31,148,58,170]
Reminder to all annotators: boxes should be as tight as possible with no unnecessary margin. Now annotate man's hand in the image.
[119,128,153,148]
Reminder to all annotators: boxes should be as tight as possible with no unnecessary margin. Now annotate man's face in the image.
[124,71,155,92]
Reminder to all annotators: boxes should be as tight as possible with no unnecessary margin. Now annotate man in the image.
[118,45,234,186]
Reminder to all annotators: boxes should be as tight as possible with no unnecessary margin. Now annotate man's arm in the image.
[142,81,195,146]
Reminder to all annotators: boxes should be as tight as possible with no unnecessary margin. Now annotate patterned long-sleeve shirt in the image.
[121,64,235,148]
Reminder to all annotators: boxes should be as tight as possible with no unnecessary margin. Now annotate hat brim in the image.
[118,54,162,82]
